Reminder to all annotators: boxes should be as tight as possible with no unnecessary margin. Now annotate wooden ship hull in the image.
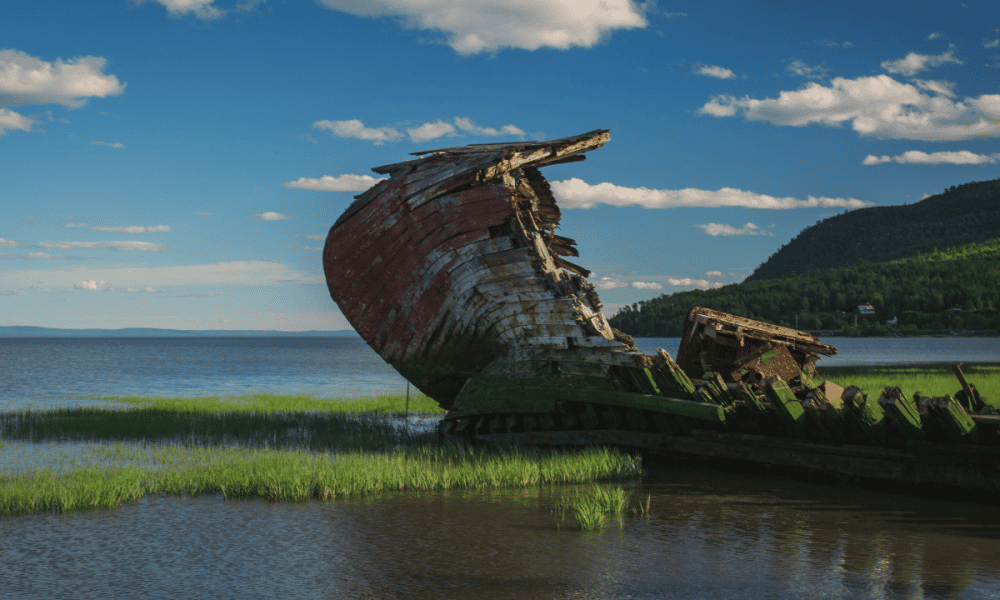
[324,130,1000,494]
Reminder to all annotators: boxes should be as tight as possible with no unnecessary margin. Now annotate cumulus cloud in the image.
[928,32,942,40]
[0,49,125,108]
[91,141,124,149]
[787,59,828,79]
[256,212,288,221]
[314,119,403,144]
[706,271,723,277]
[64,221,171,232]
[38,241,166,252]
[315,0,649,54]
[696,65,735,79]
[407,120,457,143]
[284,174,386,192]
[631,281,662,290]
[881,46,962,77]
[132,0,225,20]
[862,150,1000,165]
[593,276,629,290]
[986,38,1000,49]
[699,74,1000,141]
[550,178,871,210]
[0,238,19,247]
[75,280,106,290]
[912,79,956,98]
[0,108,32,135]
[696,222,773,236]
[664,278,725,290]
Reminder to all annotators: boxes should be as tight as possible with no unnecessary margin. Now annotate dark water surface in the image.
[3,336,1000,598]
[3,466,999,599]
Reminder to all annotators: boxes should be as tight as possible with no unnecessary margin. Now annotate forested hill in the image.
[747,178,1000,282]
[607,238,1000,337]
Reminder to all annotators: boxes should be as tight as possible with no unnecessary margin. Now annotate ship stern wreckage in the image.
[325,130,1000,493]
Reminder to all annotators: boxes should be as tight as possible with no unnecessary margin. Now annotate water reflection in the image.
[2,463,999,599]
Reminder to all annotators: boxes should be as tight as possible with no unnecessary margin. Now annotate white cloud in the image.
[38,241,167,252]
[697,222,774,236]
[986,38,1000,49]
[928,32,942,40]
[699,74,1000,141]
[0,49,125,108]
[407,120,457,143]
[132,0,225,20]
[313,119,403,144]
[75,280,106,290]
[787,59,828,79]
[696,65,735,79]
[881,46,962,77]
[0,238,19,247]
[0,290,26,296]
[863,150,1000,165]
[284,174,386,192]
[0,251,101,261]
[2,260,321,291]
[706,271,723,277]
[593,276,629,290]
[912,79,956,98]
[665,278,725,290]
[314,117,526,144]
[64,221,171,233]
[303,246,323,251]
[550,178,871,209]
[631,281,662,290]
[453,117,525,137]
[91,141,124,149]
[191,211,214,216]
[0,108,32,135]
[300,234,326,240]
[256,212,288,221]
[315,0,649,55]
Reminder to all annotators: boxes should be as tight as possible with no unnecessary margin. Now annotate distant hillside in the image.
[609,238,1000,336]
[0,326,359,338]
[748,178,1000,281]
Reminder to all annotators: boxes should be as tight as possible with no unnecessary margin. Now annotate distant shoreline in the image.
[0,326,360,339]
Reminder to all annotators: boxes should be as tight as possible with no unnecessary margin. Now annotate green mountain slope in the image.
[608,238,1000,337]
[748,178,1000,282]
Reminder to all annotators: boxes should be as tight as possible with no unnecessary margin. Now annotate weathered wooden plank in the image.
[878,386,924,440]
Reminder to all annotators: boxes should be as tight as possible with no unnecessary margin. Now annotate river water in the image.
[2,336,1000,598]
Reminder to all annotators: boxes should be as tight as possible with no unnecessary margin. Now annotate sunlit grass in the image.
[0,441,643,518]
[820,364,1000,402]
[98,392,447,415]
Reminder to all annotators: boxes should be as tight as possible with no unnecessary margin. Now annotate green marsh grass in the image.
[1,442,643,517]
[1,393,643,517]
[0,393,444,450]
[555,484,633,531]
[820,364,1000,403]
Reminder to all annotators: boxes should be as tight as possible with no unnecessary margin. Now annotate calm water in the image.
[3,336,1000,598]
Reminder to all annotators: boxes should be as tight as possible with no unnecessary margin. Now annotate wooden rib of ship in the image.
[324,129,1000,495]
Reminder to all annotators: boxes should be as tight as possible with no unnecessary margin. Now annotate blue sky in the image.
[2,0,999,331]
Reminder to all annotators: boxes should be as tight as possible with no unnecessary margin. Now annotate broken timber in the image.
[324,130,1000,494]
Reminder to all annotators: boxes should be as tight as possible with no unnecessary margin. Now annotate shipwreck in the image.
[324,130,1000,494]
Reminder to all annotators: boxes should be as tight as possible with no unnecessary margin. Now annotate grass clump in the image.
[555,484,638,531]
[0,443,643,518]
